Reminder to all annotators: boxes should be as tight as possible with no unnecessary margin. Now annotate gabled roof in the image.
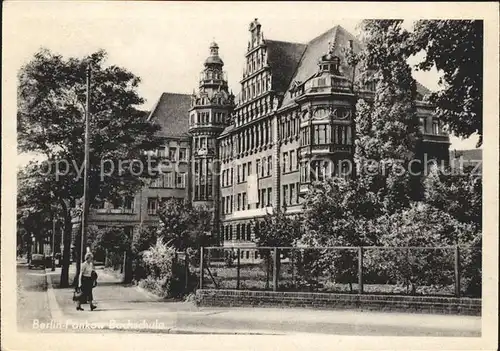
[280,24,432,107]
[147,93,192,138]
[281,25,361,106]
[265,40,307,93]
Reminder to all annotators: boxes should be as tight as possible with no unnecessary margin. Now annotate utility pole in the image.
[77,62,91,283]
[51,211,56,271]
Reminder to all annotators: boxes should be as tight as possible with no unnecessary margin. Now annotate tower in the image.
[189,42,234,241]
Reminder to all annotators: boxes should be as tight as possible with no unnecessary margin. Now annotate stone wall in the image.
[196,289,481,316]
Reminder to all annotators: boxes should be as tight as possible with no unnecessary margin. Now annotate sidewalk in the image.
[45,265,482,336]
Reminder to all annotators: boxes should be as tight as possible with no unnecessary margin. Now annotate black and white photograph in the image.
[2,2,498,350]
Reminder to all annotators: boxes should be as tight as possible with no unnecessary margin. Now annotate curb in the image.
[45,269,65,321]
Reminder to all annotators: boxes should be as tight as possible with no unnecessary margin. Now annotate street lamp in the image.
[51,214,56,271]
[76,61,92,285]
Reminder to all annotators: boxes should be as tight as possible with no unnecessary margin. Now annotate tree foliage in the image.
[354,20,421,213]
[423,164,482,229]
[156,198,212,251]
[253,206,302,248]
[298,20,482,296]
[132,224,159,255]
[365,202,480,294]
[411,20,483,145]
[17,48,163,286]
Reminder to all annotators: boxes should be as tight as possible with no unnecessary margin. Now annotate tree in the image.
[354,20,422,213]
[366,202,480,295]
[156,198,212,251]
[301,177,378,292]
[411,20,483,145]
[17,167,63,259]
[252,206,302,289]
[131,224,159,281]
[423,164,482,229]
[17,49,163,287]
[90,227,131,268]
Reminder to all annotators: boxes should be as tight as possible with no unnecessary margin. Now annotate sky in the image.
[7,1,479,168]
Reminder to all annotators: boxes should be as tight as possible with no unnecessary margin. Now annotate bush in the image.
[140,237,196,298]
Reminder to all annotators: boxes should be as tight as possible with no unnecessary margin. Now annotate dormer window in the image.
[332,57,340,73]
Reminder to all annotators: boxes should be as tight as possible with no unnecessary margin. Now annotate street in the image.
[17,261,52,332]
[15,262,481,336]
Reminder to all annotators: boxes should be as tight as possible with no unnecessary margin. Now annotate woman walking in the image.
[76,252,97,311]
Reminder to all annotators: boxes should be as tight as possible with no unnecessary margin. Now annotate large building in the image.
[86,19,450,259]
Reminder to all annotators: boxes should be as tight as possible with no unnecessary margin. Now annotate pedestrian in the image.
[76,252,97,311]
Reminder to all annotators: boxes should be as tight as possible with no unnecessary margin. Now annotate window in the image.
[247,162,251,176]
[290,184,295,205]
[283,152,289,173]
[242,192,247,210]
[237,194,241,211]
[150,177,162,188]
[296,182,300,204]
[261,157,266,177]
[267,188,272,207]
[242,163,247,182]
[151,172,174,188]
[158,147,167,158]
[283,184,289,206]
[236,224,240,240]
[256,159,261,178]
[290,150,295,172]
[176,172,186,188]
[179,148,187,160]
[169,147,177,161]
[247,224,251,241]
[246,251,250,259]
[147,198,158,215]
[267,156,272,176]
[432,120,440,134]
[124,196,134,213]
[237,165,241,183]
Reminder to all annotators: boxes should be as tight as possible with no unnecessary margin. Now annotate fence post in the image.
[121,251,126,274]
[236,248,240,290]
[273,247,278,292]
[184,250,189,291]
[199,247,204,290]
[454,245,461,298]
[358,246,364,294]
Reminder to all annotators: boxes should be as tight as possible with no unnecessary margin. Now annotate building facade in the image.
[86,19,450,259]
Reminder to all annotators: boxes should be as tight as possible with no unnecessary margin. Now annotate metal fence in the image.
[199,245,476,297]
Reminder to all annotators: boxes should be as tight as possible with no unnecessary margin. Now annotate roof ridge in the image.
[146,95,163,122]
[161,92,192,96]
[265,38,306,46]
[306,24,340,45]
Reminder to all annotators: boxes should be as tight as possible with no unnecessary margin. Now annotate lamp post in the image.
[51,213,56,271]
[76,62,92,284]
